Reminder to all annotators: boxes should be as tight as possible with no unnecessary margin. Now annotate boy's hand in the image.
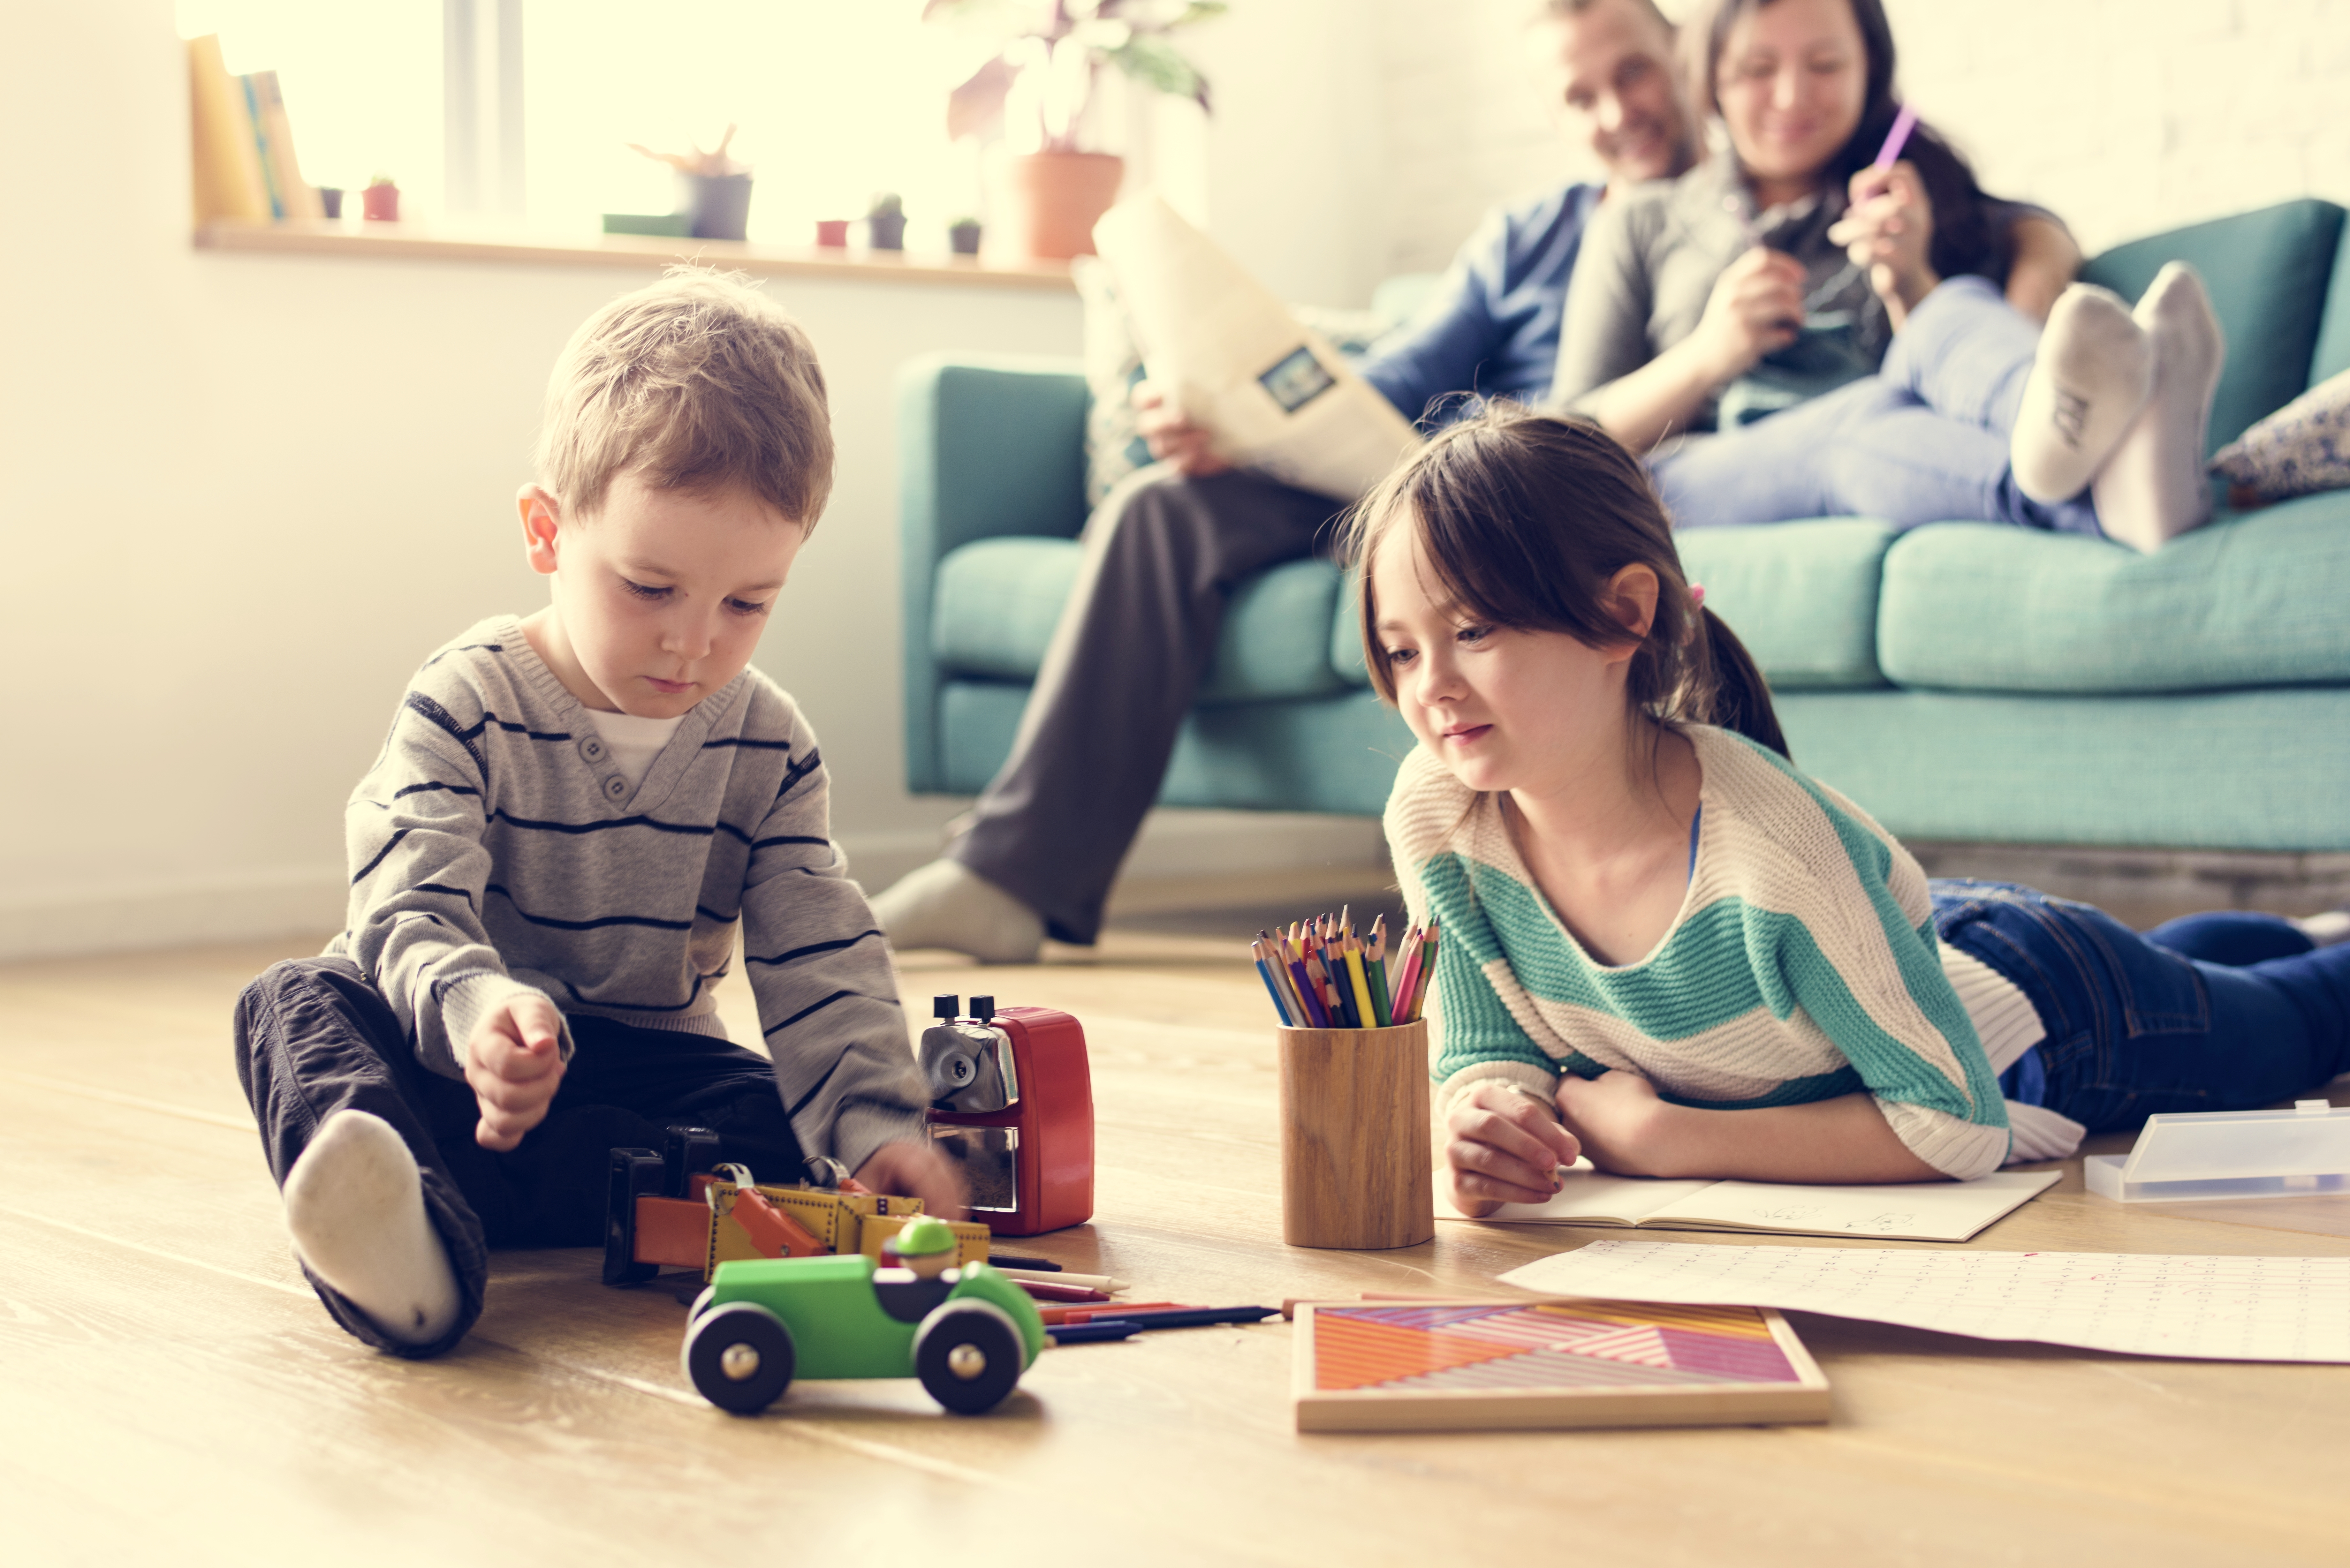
[1444,1080,1580,1218]
[1132,379,1231,477]
[1553,1070,1676,1177]
[464,993,567,1151]
[854,1140,970,1222]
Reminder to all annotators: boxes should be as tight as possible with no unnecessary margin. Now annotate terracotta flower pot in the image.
[361,183,400,221]
[814,219,850,248]
[990,152,1124,260]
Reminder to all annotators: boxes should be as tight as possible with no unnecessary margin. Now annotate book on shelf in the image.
[1438,1163,2059,1244]
[187,34,269,225]
[186,39,321,226]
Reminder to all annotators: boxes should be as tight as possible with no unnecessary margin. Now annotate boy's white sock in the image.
[284,1108,462,1347]
[2011,284,2154,504]
[2092,262,2227,553]
[870,859,1046,964]
[2292,911,2350,949]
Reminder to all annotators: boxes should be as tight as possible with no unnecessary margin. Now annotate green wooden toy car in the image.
[682,1249,1047,1416]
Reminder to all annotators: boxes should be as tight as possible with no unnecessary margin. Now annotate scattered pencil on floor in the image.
[1252,912,1436,1029]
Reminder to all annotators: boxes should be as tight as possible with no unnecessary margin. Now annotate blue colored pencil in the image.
[1252,944,1294,1026]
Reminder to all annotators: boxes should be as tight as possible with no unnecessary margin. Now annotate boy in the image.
[234,266,961,1357]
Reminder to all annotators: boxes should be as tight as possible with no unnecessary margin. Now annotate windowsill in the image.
[194,219,1076,292]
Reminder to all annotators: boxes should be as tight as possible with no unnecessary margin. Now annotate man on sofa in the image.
[874,0,1704,961]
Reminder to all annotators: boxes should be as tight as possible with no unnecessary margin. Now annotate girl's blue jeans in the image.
[1930,881,2350,1134]
[1652,276,2105,536]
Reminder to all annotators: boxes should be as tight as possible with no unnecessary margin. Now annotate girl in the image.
[1554,0,2223,552]
[1351,407,2349,1211]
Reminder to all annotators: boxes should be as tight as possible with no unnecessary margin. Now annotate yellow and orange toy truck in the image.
[603,1126,990,1288]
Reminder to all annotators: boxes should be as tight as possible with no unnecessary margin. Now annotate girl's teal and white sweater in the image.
[1388,725,2021,1180]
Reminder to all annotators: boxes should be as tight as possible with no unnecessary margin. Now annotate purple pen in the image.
[1872,102,1920,170]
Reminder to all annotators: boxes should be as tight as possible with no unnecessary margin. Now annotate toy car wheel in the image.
[914,1300,1024,1416]
[687,1284,717,1322]
[683,1301,796,1415]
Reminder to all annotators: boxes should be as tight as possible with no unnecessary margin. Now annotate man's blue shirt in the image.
[1356,181,1604,428]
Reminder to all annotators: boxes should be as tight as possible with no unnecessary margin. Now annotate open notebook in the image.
[1439,1164,2059,1243]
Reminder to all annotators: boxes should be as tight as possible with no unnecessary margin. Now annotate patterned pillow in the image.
[2210,366,2350,504]
[1073,258,1408,507]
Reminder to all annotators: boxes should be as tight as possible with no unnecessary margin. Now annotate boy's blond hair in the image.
[535,265,834,528]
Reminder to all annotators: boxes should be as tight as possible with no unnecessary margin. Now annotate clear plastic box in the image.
[2084,1100,2350,1203]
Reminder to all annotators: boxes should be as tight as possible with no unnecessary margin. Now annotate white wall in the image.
[0,0,1082,959]
[1370,0,2350,274]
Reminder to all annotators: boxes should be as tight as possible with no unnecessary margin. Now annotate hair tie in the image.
[1690,583,1706,611]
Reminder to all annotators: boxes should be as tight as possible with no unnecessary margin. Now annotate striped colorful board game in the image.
[1293,1298,1831,1432]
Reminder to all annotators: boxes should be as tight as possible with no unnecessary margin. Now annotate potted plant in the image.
[867,192,907,251]
[360,174,399,222]
[629,126,752,241]
[926,0,1224,260]
[948,215,984,256]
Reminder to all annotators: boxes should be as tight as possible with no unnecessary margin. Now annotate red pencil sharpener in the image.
[921,995,1094,1237]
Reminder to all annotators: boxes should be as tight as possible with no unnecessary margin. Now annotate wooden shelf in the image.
[194,218,1076,293]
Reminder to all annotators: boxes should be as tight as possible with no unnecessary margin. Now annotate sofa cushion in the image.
[2078,199,2346,452]
[1876,489,2350,694]
[932,536,1083,681]
[1675,519,1895,689]
[934,539,1352,703]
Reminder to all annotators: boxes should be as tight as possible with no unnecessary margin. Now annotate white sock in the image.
[284,1109,462,1347]
[2293,911,2350,949]
[2092,262,2227,553]
[2011,284,2154,504]
[870,858,1046,963]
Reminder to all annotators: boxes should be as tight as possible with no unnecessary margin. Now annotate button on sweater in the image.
[1387,725,2013,1180]
[324,616,928,1175]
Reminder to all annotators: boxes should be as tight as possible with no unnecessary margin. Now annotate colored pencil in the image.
[999,1268,1126,1292]
[1016,1279,1112,1303]
[1389,924,1424,1021]
[1366,916,1393,1028]
[1252,942,1293,1026]
[1038,1301,1186,1325]
[1048,1321,1144,1344]
[1342,939,1377,1032]
[1285,946,1330,1028]
[986,1252,1060,1272]
[1872,102,1920,169]
[1063,1306,1281,1334]
[1406,920,1440,1022]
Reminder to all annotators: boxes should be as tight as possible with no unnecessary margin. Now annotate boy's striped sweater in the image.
[1387,725,2011,1180]
[324,616,927,1176]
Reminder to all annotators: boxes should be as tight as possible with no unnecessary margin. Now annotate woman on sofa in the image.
[1553,0,2224,552]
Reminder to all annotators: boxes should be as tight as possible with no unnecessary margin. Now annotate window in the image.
[178,0,1013,247]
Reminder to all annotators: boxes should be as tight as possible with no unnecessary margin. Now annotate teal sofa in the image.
[899,199,2350,853]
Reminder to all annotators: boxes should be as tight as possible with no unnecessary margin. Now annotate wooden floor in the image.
[4,933,2348,1568]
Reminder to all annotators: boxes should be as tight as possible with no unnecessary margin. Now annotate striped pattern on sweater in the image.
[1386,726,2012,1179]
[325,616,926,1174]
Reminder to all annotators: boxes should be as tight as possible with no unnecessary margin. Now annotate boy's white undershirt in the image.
[585,708,686,791]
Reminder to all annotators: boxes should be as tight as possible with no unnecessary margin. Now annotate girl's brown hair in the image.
[1344,404,1787,758]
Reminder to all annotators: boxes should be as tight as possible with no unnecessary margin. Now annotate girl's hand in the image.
[1832,162,1940,317]
[1132,378,1231,477]
[1444,1080,1581,1217]
[1691,247,1806,383]
[1552,1070,1678,1177]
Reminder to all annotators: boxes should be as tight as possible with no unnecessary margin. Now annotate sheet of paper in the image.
[1437,1163,1717,1225]
[1093,194,1421,501]
[1440,1167,2056,1242]
[1641,1170,2059,1241]
[1499,1240,2350,1362]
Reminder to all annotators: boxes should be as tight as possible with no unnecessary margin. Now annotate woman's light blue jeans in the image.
[1653,277,2104,536]
[1930,881,2350,1133]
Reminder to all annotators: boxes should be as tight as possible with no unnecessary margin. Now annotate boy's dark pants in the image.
[233,957,806,1359]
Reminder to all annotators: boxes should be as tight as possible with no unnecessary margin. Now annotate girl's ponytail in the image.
[1693,606,1788,760]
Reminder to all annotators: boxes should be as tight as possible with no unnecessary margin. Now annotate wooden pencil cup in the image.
[1277,1021,1435,1249]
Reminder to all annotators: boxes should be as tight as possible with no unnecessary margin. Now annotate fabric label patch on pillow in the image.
[2210,366,2350,504]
